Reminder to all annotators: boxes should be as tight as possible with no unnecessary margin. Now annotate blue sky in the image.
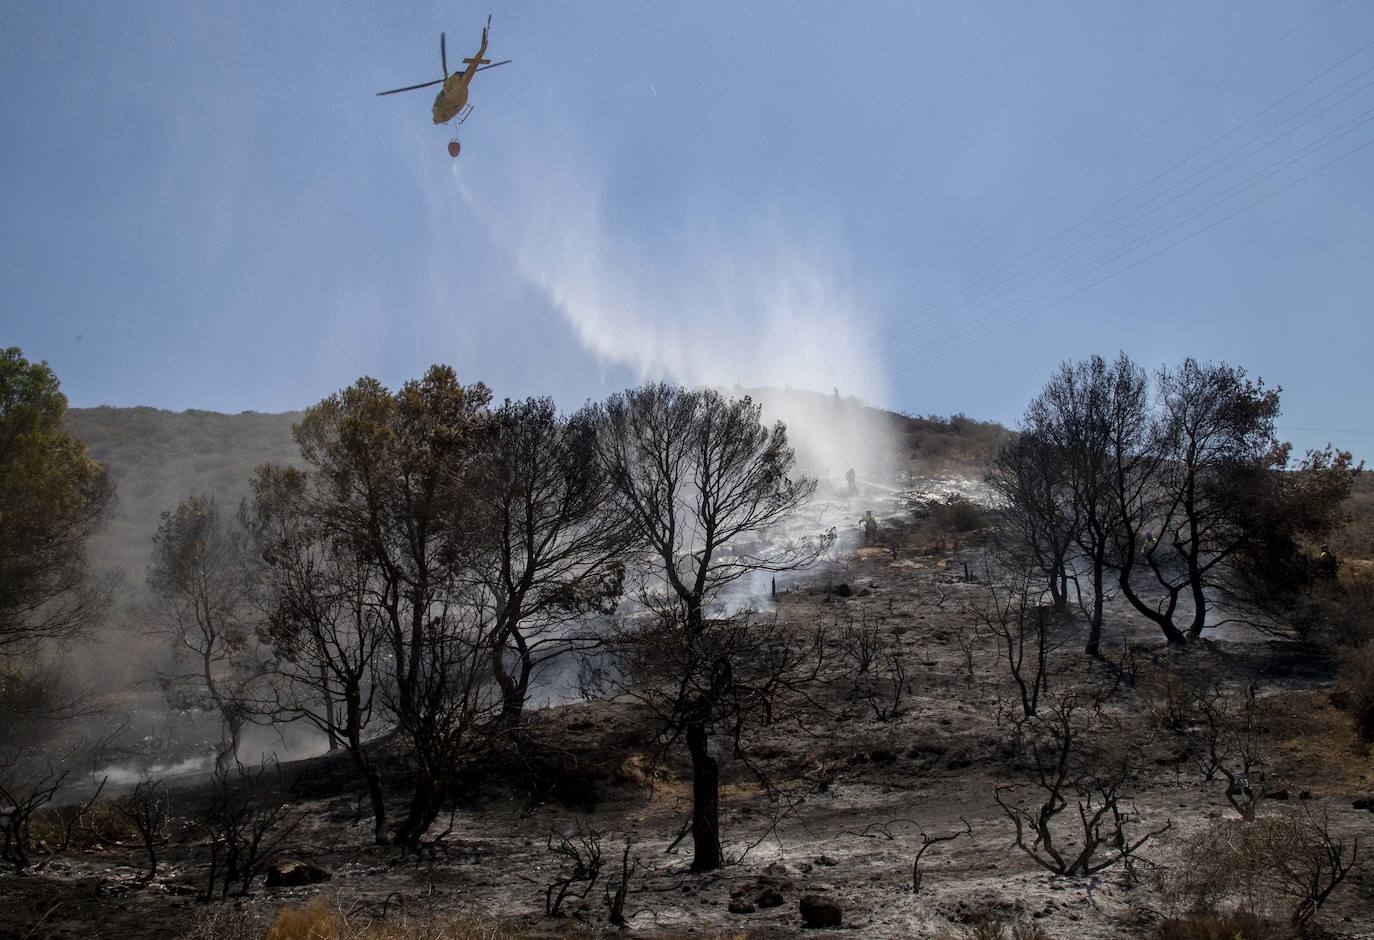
[2,1,1371,460]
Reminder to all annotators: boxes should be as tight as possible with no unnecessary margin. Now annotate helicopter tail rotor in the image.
[441,32,448,77]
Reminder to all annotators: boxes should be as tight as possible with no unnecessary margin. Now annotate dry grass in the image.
[1336,639,1374,742]
[1329,473,1374,562]
[943,914,1055,940]
[183,900,518,940]
[184,898,749,940]
[1154,911,1284,940]
[30,798,140,852]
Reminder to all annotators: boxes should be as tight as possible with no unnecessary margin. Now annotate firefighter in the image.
[861,510,878,546]
[1315,544,1339,579]
[845,467,857,493]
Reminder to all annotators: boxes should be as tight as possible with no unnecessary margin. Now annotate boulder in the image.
[800,894,843,928]
[728,898,756,915]
[756,886,785,908]
[265,859,331,888]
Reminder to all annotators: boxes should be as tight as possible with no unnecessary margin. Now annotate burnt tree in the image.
[247,464,391,844]
[468,398,629,724]
[593,384,830,872]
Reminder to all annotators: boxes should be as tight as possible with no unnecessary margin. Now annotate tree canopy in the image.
[0,348,113,651]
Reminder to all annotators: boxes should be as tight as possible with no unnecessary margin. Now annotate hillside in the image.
[64,399,1011,597]
[65,407,304,591]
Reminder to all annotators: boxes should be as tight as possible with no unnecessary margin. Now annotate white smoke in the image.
[452,136,898,484]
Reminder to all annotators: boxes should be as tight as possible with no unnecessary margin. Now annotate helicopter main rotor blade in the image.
[376,78,444,96]
[441,32,448,77]
[475,59,512,72]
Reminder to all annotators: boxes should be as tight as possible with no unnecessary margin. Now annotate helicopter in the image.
[377,16,511,156]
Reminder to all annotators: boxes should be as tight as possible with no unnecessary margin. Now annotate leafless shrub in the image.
[544,820,603,916]
[803,755,846,794]
[994,694,1169,877]
[29,792,149,861]
[841,615,882,676]
[0,759,67,873]
[866,650,909,722]
[200,758,303,899]
[912,817,972,892]
[1201,685,1267,821]
[604,839,638,926]
[1170,806,1359,928]
[1114,644,1142,690]
[954,618,980,688]
[976,571,1054,719]
[931,580,954,609]
[115,777,171,880]
[1141,670,1204,733]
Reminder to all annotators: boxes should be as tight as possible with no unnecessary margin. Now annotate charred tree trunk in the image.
[393,766,443,847]
[686,716,722,872]
[344,692,388,845]
[216,711,245,773]
[321,664,340,752]
[491,628,523,725]
[1117,561,1187,646]
[1085,545,1105,657]
[1047,556,1069,611]
[1186,543,1208,640]
[491,625,534,726]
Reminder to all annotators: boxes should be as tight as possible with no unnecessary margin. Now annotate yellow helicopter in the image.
[377,16,511,156]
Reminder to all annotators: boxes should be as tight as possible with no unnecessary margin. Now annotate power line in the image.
[848,64,1374,379]
[1279,426,1374,436]
[883,131,1374,374]
[858,0,1345,352]
[881,134,1374,377]
[855,90,1374,379]
[841,35,1374,378]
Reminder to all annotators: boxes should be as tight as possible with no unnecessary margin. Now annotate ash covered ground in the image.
[4,475,1372,939]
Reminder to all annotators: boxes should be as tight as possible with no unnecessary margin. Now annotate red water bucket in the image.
[447,139,461,158]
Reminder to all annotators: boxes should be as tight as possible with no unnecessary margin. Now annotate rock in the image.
[265,859,331,888]
[729,899,756,915]
[1263,788,1290,801]
[1353,797,1374,812]
[817,854,839,867]
[830,583,854,598]
[800,894,843,928]
[757,887,786,908]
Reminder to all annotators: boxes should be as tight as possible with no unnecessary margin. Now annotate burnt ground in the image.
[4,520,1374,939]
